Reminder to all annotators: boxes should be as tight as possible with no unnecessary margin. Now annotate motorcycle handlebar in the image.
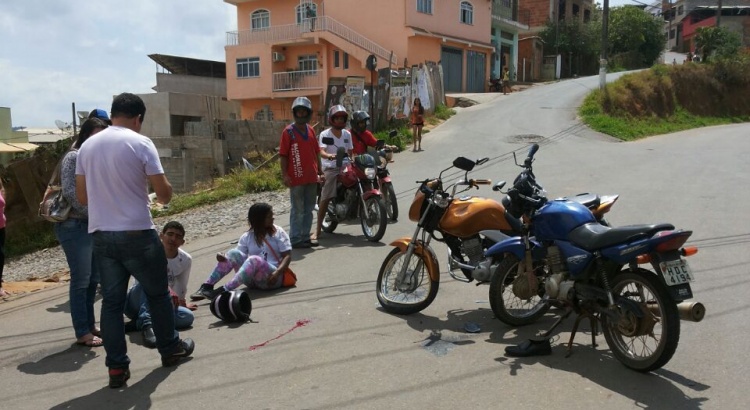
[524,143,539,167]
[470,179,492,186]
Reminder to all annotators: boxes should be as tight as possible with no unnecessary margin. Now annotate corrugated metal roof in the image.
[0,142,38,153]
[148,54,226,78]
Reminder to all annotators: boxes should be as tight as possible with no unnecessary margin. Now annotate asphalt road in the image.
[1,73,748,409]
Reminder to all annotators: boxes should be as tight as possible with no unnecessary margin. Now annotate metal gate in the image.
[441,47,463,93]
[466,51,486,93]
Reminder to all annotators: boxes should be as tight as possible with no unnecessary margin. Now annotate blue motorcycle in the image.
[487,144,704,372]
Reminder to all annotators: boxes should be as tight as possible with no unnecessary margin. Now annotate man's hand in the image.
[180,299,198,311]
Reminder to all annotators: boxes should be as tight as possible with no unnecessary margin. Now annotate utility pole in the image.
[599,0,609,90]
[716,0,722,27]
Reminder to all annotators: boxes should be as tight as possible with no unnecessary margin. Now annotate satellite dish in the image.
[55,120,71,133]
[77,111,90,122]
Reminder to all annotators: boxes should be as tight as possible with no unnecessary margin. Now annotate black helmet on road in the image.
[209,290,252,322]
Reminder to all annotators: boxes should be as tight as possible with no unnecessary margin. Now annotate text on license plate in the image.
[659,259,694,286]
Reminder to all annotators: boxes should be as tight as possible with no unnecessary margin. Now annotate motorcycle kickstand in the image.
[565,308,599,358]
[536,306,573,340]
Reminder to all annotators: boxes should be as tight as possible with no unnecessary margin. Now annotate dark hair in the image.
[247,202,275,246]
[74,117,109,149]
[110,92,146,121]
[413,98,424,114]
[162,221,185,236]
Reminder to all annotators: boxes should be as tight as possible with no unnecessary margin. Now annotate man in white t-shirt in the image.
[124,221,196,348]
[76,93,195,389]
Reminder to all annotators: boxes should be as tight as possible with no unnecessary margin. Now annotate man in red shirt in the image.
[350,111,397,155]
[279,97,323,248]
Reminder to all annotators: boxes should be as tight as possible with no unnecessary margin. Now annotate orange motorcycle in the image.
[376,156,617,315]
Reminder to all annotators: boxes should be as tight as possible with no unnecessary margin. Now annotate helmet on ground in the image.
[351,110,369,133]
[328,104,348,130]
[292,97,312,123]
[209,290,252,322]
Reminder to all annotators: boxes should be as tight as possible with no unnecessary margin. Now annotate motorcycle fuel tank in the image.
[439,196,512,237]
[532,200,596,241]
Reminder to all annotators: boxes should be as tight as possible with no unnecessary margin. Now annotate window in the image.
[251,9,270,31]
[298,54,317,72]
[417,0,432,14]
[296,3,318,24]
[460,2,473,25]
[236,57,260,78]
[334,50,340,68]
[343,53,349,69]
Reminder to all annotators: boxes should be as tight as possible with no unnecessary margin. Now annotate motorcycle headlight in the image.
[365,167,376,179]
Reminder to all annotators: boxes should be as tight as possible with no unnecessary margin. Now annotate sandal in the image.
[90,327,101,337]
[76,335,104,347]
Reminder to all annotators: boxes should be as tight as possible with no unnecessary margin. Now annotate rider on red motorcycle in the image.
[315,105,354,241]
[350,111,397,156]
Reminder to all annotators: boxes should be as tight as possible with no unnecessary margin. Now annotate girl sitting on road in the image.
[190,203,292,300]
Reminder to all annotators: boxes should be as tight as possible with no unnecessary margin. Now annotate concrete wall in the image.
[155,73,227,96]
[150,119,287,192]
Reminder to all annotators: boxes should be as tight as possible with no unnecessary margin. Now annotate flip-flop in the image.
[90,328,102,337]
[76,335,104,347]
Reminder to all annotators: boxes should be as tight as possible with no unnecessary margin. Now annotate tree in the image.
[539,14,602,77]
[607,6,664,68]
[695,26,742,62]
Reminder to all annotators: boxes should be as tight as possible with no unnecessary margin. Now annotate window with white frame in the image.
[251,10,270,31]
[460,2,473,25]
[417,0,432,14]
[236,57,260,78]
[298,54,317,72]
[296,3,318,24]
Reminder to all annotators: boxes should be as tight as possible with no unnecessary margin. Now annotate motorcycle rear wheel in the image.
[601,270,680,372]
[322,202,338,233]
[488,255,550,326]
[382,182,399,221]
[377,247,439,315]
[360,196,387,242]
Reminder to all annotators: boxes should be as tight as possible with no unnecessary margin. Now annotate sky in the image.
[1,0,637,129]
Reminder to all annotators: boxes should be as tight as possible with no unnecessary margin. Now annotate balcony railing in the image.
[272,70,322,92]
[227,15,397,65]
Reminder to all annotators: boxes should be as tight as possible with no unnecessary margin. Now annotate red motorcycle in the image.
[321,137,388,242]
[373,132,399,221]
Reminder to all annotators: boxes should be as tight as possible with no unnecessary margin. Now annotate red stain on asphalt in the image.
[248,319,311,351]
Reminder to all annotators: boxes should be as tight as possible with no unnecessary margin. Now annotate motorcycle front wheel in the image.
[382,182,399,221]
[321,202,338,233]
[601,270,680,372]
[376,247,439,315]
[488,255,550,326]
[360,196,387,242]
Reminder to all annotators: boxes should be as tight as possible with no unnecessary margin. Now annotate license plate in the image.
[659,259,694,286]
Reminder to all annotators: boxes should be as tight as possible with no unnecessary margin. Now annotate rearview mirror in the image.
[453,157,475,171]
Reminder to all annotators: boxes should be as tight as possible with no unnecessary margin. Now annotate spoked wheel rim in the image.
[360,197,386,240]
[378,251,432,305]
[602,273,678,371]
[497,259,548,320]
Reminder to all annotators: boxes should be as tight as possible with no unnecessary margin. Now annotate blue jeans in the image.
[93,229,179,369]
[289,183,318,245]
[54,219,99,339]
[125,282,194,330]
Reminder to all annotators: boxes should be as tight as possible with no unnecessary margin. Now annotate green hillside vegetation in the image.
[580,57,750,140]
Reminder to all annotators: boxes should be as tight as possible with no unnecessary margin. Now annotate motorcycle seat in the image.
[563,193,600,209]
[569,222,675,251]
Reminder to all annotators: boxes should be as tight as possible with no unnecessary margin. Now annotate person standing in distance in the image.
[279,97,323,249]
[76,93,195,389]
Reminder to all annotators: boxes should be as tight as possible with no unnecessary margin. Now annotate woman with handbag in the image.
[190,202,294,300]
[55,117,109,347]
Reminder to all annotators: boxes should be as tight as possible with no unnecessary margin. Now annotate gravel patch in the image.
[4,190,291,283]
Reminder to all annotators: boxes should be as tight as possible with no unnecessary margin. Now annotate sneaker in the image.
[161,338,195,367]
[142,326,157,349]
[292,241,312,249]
[108,368,130,388]
[124,320,138,333]
[190,284,214,301]
[207,286,226,300]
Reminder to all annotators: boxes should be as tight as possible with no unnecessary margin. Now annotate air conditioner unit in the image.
[272,52,285,62]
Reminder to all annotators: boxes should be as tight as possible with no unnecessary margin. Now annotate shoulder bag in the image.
[38,152,72,222]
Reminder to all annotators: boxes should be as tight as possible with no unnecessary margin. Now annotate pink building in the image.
[223,0,518,122]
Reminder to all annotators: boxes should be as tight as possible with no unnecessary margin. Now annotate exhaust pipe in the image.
[677,301,705,322]
[647,301,705,322]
